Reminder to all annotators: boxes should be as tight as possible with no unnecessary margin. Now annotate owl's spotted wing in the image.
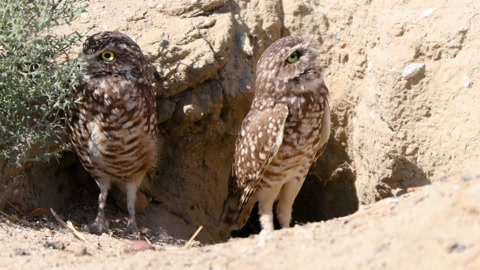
[221,103,288,229]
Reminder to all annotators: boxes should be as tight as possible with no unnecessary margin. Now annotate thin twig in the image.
[183,225,203,249]
[143,235,153,246]
[0,208,24,223]
[3,197,25,217]
[50,208,89,243]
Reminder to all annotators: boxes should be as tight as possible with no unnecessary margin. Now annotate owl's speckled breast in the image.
[260,91,330,188]
[70,77,157,183]
[66,31,160,234]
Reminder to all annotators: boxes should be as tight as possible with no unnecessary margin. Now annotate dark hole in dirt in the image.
[230,162,359,238]
[230,136,359,238]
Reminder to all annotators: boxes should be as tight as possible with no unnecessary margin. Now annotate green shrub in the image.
[0,0,86,163]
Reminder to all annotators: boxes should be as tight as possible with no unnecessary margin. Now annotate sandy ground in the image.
[1,173,479,269]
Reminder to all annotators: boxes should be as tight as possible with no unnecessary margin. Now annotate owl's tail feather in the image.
[220,193,242,230]
[220,192,257,231]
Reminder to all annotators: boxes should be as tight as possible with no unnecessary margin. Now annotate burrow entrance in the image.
[230,135,359,238]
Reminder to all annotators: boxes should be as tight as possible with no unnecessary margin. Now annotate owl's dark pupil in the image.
[287,51,300,63]
[104,53,111,58]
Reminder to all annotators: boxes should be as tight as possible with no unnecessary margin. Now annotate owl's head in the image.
[79,31,149,83]
[255,36,325,95]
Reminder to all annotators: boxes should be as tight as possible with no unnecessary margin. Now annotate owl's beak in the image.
[74,53,89,73]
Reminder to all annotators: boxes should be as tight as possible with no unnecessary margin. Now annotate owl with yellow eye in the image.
[221,36,330,233]
[67,31,159,234]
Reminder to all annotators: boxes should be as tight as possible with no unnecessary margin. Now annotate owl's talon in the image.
[126,220,138,235]
[87,221,109,235]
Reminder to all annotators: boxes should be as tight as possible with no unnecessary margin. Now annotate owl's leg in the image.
[88,181,111,234]
[257,184,282,232]
[125,181,140,234]
[276,177,305,228]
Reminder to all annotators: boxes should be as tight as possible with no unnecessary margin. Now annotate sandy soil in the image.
[1,174,479,269]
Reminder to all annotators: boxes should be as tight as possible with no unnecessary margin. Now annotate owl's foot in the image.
[126,219,138,235]
[259,227,274,236]
[258,213,275,233]
[86,219,109,235]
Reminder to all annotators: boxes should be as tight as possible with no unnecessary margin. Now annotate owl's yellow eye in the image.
[286,51,299,63]
[101,51,115,62]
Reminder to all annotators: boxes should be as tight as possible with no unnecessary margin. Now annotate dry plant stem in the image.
[3,197,25,217]
[50,208,89,243]
[183,226,203,249]
[0,209,24,224]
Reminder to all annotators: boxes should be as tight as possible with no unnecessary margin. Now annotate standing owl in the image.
[66,31,159,234]
[221,36,330,232]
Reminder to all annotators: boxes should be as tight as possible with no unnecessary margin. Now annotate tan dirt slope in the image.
[1,174,479,269]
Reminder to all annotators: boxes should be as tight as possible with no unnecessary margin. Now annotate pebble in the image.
[80,12,90,24]
[75,246,89,256]
[418,7,436,20]
[14,248,30,256]
[183,104,194,114]
[43,228,52,235]
[43,241,65,250]
[402,63,426,80]
[462,75,471,88]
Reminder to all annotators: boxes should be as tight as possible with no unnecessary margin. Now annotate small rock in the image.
[405,145,418,155]
[148,0,157,8]
[183,104,194,114]
[241,33,253,56]
[462,75,471,88]
[80,12,90,23]
[75,246,89,256]
[447,243,466,253]
[43,227,52,235]
[14,248,30,256]
[402,63,426,80]
[418,7,436,20]
[44,241,65,250]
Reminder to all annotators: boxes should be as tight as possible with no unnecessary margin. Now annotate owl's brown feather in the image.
[66,31,159,234]
[221,104,288,228]
[221,36,330,233]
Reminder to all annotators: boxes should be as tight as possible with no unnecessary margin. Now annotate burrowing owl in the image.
[221,36,330,232]
[66,31,159,234]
